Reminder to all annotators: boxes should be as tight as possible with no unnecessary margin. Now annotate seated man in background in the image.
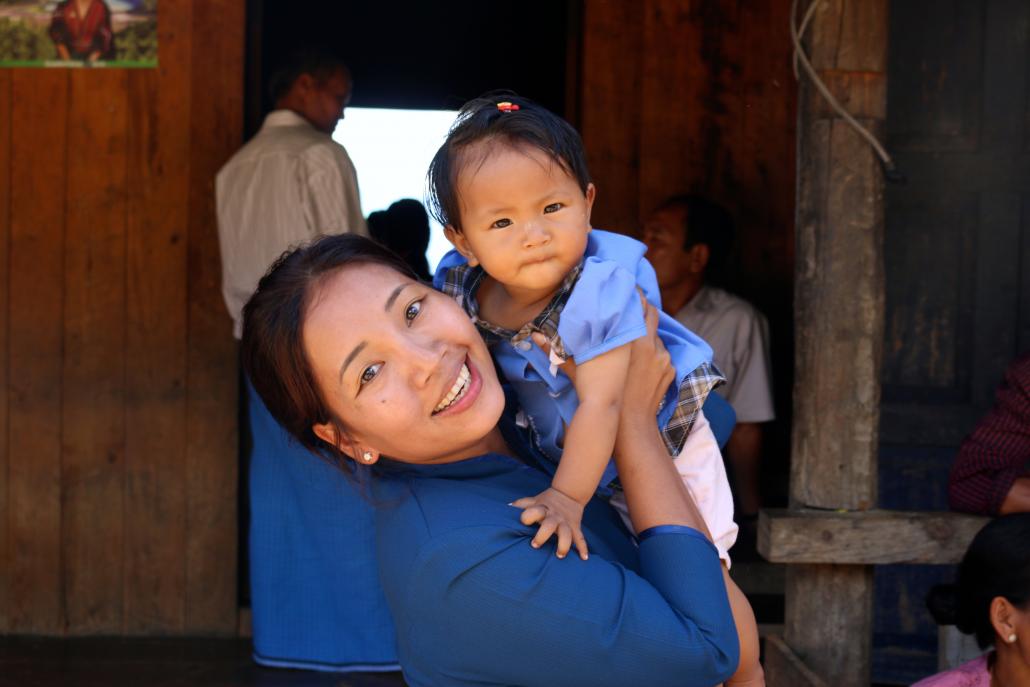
[949,351,1030,515]
[642,195,774,520]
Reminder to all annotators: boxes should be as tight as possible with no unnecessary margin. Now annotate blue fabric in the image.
[246,379,399,672]
[703,392,737,448]
[436,230,716,485]
[371,444,740,687]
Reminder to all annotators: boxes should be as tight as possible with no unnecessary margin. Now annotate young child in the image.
[430,93,738,561]
[430,93,764,686]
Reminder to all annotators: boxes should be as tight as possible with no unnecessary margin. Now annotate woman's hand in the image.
[621,298,675,430]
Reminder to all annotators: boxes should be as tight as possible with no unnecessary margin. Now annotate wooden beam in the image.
[758,508,989,565]
[791,0,888,511]
[764,634,828,687]
[786,565,874,687]
[786,1,889,685]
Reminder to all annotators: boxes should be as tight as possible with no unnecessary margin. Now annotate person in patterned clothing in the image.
[949,352,1030,516]
[49,0,115,63]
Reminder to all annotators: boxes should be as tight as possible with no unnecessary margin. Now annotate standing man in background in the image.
[217,49,398,673]
[217,46,366,338]
[643,195,775,523]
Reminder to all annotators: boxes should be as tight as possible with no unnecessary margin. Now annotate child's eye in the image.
[360,362,382,387]
[491,218,512,229]
[405,299,423,324]
[543,203,563,214]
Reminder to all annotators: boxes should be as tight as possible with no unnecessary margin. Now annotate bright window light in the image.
[333,108,458,273]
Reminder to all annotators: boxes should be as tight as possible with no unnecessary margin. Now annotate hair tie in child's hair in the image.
[497,101,520,113]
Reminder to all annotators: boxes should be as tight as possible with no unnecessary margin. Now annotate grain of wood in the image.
[184,0,244,633]
[8,70,69,634]
[124,0,193,633]
[763,634,828,687]
[0,69,10,635]
[62,69,129,635]
[758,508,989,564]
[785,565,873,687]
[578,0,642,234]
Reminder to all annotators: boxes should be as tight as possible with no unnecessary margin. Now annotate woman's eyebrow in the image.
[339,341,367,386]
[384,283,410,312]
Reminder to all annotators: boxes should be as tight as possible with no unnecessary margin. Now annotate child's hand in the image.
[511,487,589,560]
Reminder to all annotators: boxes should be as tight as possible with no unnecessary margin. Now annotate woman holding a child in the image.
[243,95,760,686]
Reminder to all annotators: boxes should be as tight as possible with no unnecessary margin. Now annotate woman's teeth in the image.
[434,364,471,413]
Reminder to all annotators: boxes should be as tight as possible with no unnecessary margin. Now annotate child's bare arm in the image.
[512,344,631,560]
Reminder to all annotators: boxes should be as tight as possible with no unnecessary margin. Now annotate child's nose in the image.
[523,222,550,248]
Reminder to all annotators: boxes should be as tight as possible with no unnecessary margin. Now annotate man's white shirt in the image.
[216,109,367,338]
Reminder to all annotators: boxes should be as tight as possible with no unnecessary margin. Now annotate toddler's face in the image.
[447,143,594,297]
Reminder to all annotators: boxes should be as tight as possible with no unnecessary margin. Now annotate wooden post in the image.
[777,1,889,685]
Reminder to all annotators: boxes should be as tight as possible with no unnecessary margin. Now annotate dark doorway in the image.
[246,1,576,137]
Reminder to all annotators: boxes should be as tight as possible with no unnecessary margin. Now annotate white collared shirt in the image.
[674,286,775,423]
[216,109,367,338]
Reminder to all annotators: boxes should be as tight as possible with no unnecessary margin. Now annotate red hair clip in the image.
[497,101,520,112]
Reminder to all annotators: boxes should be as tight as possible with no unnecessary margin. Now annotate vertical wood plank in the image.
[579,0,643,234]
[62,69,129,635]
[8,70,68,634]
[0,69,10,635]
[791,0,887,511]
[185,0,243,633]
[124,0,193,633]
[785,565,874,687]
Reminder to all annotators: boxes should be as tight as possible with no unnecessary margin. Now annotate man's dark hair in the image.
[657,195,735,277]
[268,46,350,104]
[427,91,591,233]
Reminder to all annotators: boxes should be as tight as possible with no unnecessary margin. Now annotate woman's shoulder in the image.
[911,654,990,687]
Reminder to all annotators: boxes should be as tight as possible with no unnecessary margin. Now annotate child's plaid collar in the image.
[440,262,582,351]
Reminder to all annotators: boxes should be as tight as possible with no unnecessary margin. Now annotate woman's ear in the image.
[313,421,379,465]
[444,225,480,267]
[990,596,1018,644]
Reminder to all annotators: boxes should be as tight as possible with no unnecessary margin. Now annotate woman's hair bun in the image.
[925,583,960,627]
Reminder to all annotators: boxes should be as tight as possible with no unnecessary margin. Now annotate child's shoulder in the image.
[585,229,648,267]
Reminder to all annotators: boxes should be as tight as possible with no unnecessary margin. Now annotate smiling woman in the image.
[241,232,744,687]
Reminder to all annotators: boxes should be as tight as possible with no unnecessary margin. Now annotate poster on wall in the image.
[0,0,157,68]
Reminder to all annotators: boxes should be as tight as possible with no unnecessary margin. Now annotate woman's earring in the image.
[361,451,374,464]
[1008,633,1018,644]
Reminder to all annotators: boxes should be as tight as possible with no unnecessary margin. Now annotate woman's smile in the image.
[432,356,483,416]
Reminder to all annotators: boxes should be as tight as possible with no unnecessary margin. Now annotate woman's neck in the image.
[991,646,1030,687]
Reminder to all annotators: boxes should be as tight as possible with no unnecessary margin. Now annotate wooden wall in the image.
[577,0,798,496]
[0,0,243,635]
[578,0,796,303]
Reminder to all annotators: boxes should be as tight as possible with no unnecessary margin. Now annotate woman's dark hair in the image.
[240,233,417,469]
[926,513,1030,649]
[427,91,591,233]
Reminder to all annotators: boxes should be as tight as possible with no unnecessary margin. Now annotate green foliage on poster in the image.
[116,18,156,63]
[0,17,57,61]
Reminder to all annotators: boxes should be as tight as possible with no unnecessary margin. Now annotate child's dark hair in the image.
[926,513,1030,649]
[427,91,591,233]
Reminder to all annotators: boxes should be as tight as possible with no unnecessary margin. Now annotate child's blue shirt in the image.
[435,229,721,488]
